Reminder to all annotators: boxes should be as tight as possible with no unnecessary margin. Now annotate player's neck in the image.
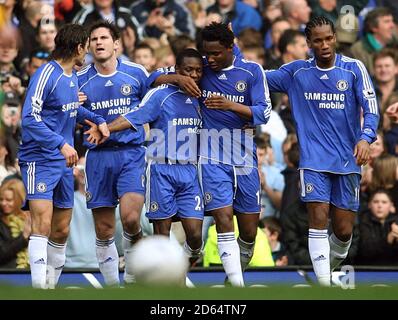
[55,59,75,75]
[95,57,118,75]
[316,53,336,69]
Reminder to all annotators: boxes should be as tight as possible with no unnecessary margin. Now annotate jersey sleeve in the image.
[265,63,293,93]
[137,67,150,99]
[146,66,175,88]
[76,106,106,125]
[122,87,164,129]
[353,61,380,144]
[248,64,272,126]
[21,64,66,150]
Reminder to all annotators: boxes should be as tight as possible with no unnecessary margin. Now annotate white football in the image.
[130,235,189,286]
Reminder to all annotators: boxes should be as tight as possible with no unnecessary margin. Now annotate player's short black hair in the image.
[304,16,335,40]
[176,48,203,67]
[89,20,121,41]
[201,22,234,48]
[52,24,89,61]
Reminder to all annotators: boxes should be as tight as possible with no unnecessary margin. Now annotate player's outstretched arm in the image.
[107,116,133,134]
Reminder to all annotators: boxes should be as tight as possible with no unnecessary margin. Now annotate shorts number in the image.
[256,190,260,205]
[195,196,202,210]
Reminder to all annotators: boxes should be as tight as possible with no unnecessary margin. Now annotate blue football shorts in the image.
[85,145,145,209]
[145,162,204,220]
[199,161,261,214]
[20,160,74,208]
[299,169,361,212]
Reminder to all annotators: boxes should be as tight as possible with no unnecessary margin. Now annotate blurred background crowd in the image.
[0,0,398,270]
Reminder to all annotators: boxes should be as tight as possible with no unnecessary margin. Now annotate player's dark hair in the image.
[278,29,305,54]
[201,22,234,48]
[51,24,89,61]
[176,48,203,67]
[304,16,335,40]
[89,20,121,41]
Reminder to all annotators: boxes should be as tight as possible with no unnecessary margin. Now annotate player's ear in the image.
[306,38,312,49]
[114,39,121,51]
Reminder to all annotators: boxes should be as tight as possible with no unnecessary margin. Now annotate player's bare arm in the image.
[204,94,252,121]
[107,115,133,133]
[354,139,370,166]
[155,74,201,98]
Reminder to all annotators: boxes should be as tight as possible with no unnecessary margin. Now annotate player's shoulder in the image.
[119,59,149,77]
[77,63,94,78]
[31,61,61,83]
[233,58,266,78]
[281,58,313,72]
[144,84,174,99]
[338,54,366,70]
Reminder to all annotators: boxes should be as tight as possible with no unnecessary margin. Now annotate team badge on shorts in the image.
[235,81,247,93]
[336,80,348,91]
[204,192,212,205]
[36,182,47,193]
[150,201,159,212]
[305,183,314,194]
[85,191,92,202]
[120,84,132,96]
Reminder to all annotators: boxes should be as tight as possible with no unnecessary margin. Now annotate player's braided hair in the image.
[201,22,234,48]
[304,16,335,39]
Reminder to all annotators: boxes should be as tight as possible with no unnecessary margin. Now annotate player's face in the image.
[176,56,203,84]
[202,40,233,72]
[90,27,119,63]
[307,24,336,66]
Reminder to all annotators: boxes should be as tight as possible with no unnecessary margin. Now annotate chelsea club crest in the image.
[121,84,132,96]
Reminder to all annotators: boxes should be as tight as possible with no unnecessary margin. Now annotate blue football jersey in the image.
[19,61,104,162]
[123,84,202,163]
[77,59,149,148]
[266,54,380,174]
[147,56,272,166]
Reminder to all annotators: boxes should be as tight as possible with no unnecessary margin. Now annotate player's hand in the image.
[176,75,201,98]
[83,119,104,145]
[60,143,79,167]
[204,95,231,111]
[78,91,87,105]
[354,139,370,166]
[386,102,398,123]
[98,122,110,144]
